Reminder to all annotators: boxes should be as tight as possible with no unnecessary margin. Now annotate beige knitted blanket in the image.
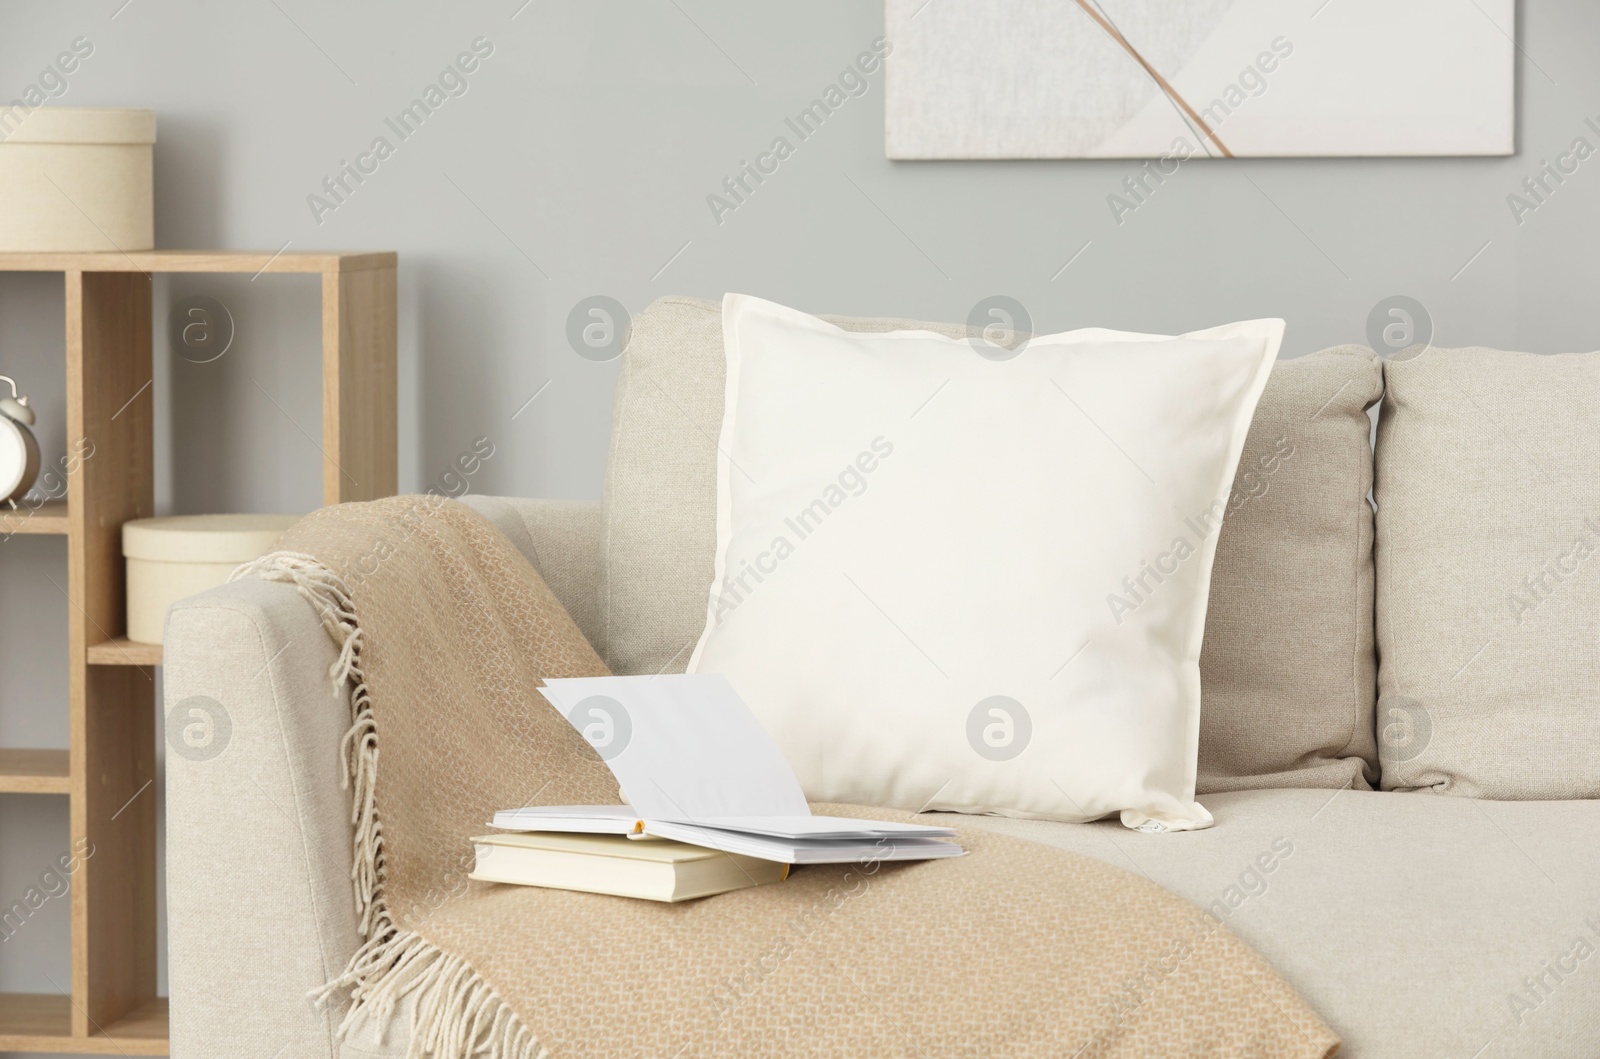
[239,496,1339,1059]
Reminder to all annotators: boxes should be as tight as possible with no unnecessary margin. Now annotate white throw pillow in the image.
[687,294,1283,831]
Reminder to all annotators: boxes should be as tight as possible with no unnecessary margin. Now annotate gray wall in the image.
[0,0,1595,1044]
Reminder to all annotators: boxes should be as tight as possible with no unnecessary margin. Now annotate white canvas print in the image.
[885,0,1516,159]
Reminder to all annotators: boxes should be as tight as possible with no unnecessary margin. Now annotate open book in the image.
[492,674,962,865]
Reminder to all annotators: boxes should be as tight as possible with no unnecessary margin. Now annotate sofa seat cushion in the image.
[953,789,1600,1059]
[343,790,1597,1058]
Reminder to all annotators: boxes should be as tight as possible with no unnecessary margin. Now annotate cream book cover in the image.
[470,831,788,903]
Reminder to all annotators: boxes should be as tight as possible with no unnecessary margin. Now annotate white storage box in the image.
[0,107,155,252]
[123,514,299,644]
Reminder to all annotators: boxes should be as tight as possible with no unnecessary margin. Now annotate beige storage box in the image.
[123,514,299,644]
[0,107,155,252]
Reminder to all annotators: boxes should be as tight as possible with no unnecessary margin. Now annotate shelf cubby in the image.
[0,993,168,1054]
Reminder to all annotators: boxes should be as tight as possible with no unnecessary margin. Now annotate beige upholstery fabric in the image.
[166,577,358,1059]
[1377,347,1600,797]
[958,789,1600,1059]
[602,297,1381,790]
[165,499,598,1059]
[462,495,604,652]
[1198,346,1382,793]
[341,788,1600,1059]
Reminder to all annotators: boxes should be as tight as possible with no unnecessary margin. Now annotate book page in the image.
[539,674,811,823]
[681,816,955,839]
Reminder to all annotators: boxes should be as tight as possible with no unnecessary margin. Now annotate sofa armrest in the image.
[459,496,603,652]
[166,498,601,1058]
[165,576,359,1059]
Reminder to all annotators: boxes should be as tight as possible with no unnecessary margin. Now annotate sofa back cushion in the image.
[1198,344,1382,793]
[1375,347,1600,799]
[601,296,1380,792]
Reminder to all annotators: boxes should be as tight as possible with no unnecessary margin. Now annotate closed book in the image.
[469,832,788,903]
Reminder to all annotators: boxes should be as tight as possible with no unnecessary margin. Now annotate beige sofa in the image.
[165,300,1600,1058]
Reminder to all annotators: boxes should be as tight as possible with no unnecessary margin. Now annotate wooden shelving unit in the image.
[0,250,397,1055]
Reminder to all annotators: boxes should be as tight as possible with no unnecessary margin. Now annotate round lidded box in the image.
[0,107,156,252]
[123,514,299,644]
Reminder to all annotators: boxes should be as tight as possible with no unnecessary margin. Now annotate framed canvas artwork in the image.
[884,0,1516,159]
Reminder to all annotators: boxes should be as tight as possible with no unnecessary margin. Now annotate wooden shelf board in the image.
[0,498,69,535]
[0,994,167,1054]
[86,638,162,667]
[94,996,168,1051]
[0,250,394,274]
[0,748,70,794]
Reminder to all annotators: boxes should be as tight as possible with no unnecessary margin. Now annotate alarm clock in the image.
[0,376,40,509]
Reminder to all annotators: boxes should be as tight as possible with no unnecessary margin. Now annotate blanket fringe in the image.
[234,551,547,1059]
